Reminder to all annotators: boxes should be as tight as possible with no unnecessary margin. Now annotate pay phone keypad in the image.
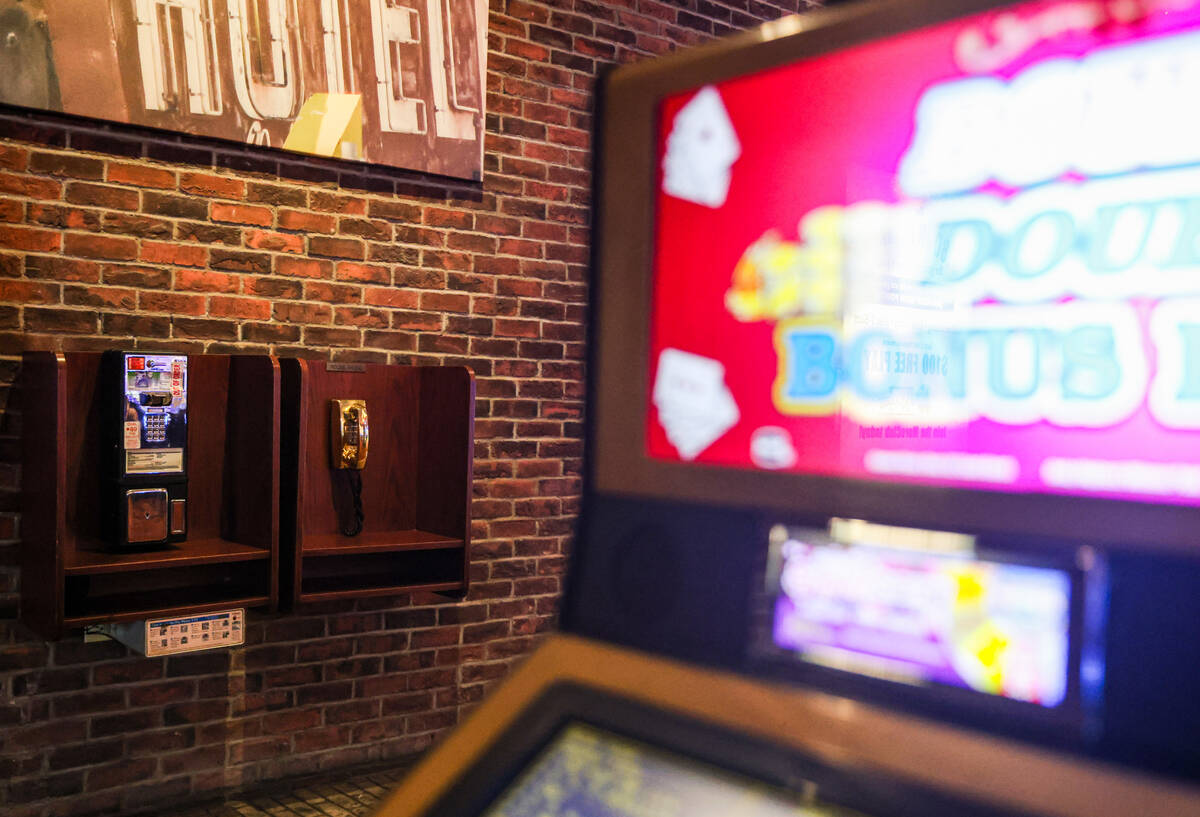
[145,415,167,442]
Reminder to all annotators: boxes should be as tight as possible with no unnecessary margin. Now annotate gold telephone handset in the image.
[330,399,369,470]
[330,399,368,537]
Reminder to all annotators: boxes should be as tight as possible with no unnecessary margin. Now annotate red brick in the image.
[0,171,61,200]
[0,198,22,222]
[363,286,419,309]
[381,691,434,715]
[338,217,391,241]
[273,303,331,324]
[303,326,359,347]
[84,758,157,791]
[208,295,271,320]
[22,256,99,283]
[103,313,170,337]
[242,322,300,343]
[63,284,137,310]
[309,235,365,260]
[303,281,360,304]
[102,212,173,238]
[29,151,103,179]
[160,745,226,775]
[164,700,228,724]
[335,262,389,284]
[368,199,421,222]
[326,700,379,724]
[0,224,61,252]
[138,291,206,315]
[179,172,245,199]
[278,209,336,233]
[246,182,305,207]
[0,143,28,170]
[127,727,194,756]
[495,318,541,338]
[276,257,332,278]
[423,207,473,229]
[63,232,136,260]
[310,191,366,215]
[210,249,271,274]
[28,203,101,231]
[233,736,290,763]
[100,266,163,290]
[419,291,470,313]
[212,202,273,226]
[246,230,304,253]
[406,709,458,734]
[293,726,348,753]
[108,163,176,189]
[330,306,386,328]
[172,318,237,340]
[65,182,137,210]
[175,269,240,293]
[140,241,208,267]
[476,214,522,236]
[0,280,59,304]
[25,307,97,334]
[262,708,321,733]
[392,311,443,331]
[143,191,206,219]
[411,627,461,648]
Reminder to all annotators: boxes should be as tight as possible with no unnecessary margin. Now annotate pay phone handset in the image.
[330,399,368,537]
[106,351,188,549]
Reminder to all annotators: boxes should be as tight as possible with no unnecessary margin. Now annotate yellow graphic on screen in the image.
[725,207,844,322]
[948,567,1012,697]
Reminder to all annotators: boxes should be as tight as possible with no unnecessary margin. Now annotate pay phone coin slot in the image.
[126,488,169,544]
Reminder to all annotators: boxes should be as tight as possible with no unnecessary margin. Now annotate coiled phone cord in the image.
[342,470,364,537]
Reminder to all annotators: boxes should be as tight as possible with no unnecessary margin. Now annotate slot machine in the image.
[377,0,1200,814]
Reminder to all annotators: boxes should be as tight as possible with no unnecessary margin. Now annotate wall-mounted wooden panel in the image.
[20,352,280,639]
[280,359,474,606]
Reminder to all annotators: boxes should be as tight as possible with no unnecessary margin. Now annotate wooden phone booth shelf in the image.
[21,352,280,640]
[280,360,474,606]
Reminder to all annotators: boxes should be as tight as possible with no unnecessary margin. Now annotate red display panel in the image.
[648,0,1200,506]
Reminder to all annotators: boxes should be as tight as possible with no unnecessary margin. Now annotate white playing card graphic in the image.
[750,426,797,470]
[661,86,741,208]
[653,348,740,460]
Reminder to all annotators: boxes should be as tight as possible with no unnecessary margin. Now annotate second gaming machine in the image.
[378,1,1200,816]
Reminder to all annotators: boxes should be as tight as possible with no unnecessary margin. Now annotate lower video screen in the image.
[768,525,1072,707]
[481,722,862,817]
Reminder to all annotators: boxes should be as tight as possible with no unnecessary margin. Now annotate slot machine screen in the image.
[764,524,1075,708]
[480,723,861,817]
[591,0,1200,551]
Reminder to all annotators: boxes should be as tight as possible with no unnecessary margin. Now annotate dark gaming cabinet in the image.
[376,1,1200,815]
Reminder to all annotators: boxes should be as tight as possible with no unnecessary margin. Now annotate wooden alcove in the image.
[280,360,474,606]
[21,352,280,640]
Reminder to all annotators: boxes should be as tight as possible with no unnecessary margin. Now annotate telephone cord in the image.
[342,469,364,537]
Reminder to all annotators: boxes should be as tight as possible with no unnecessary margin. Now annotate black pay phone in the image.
[106,351,188,549]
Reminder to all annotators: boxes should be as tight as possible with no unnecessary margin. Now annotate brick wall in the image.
[0,1,810,814]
